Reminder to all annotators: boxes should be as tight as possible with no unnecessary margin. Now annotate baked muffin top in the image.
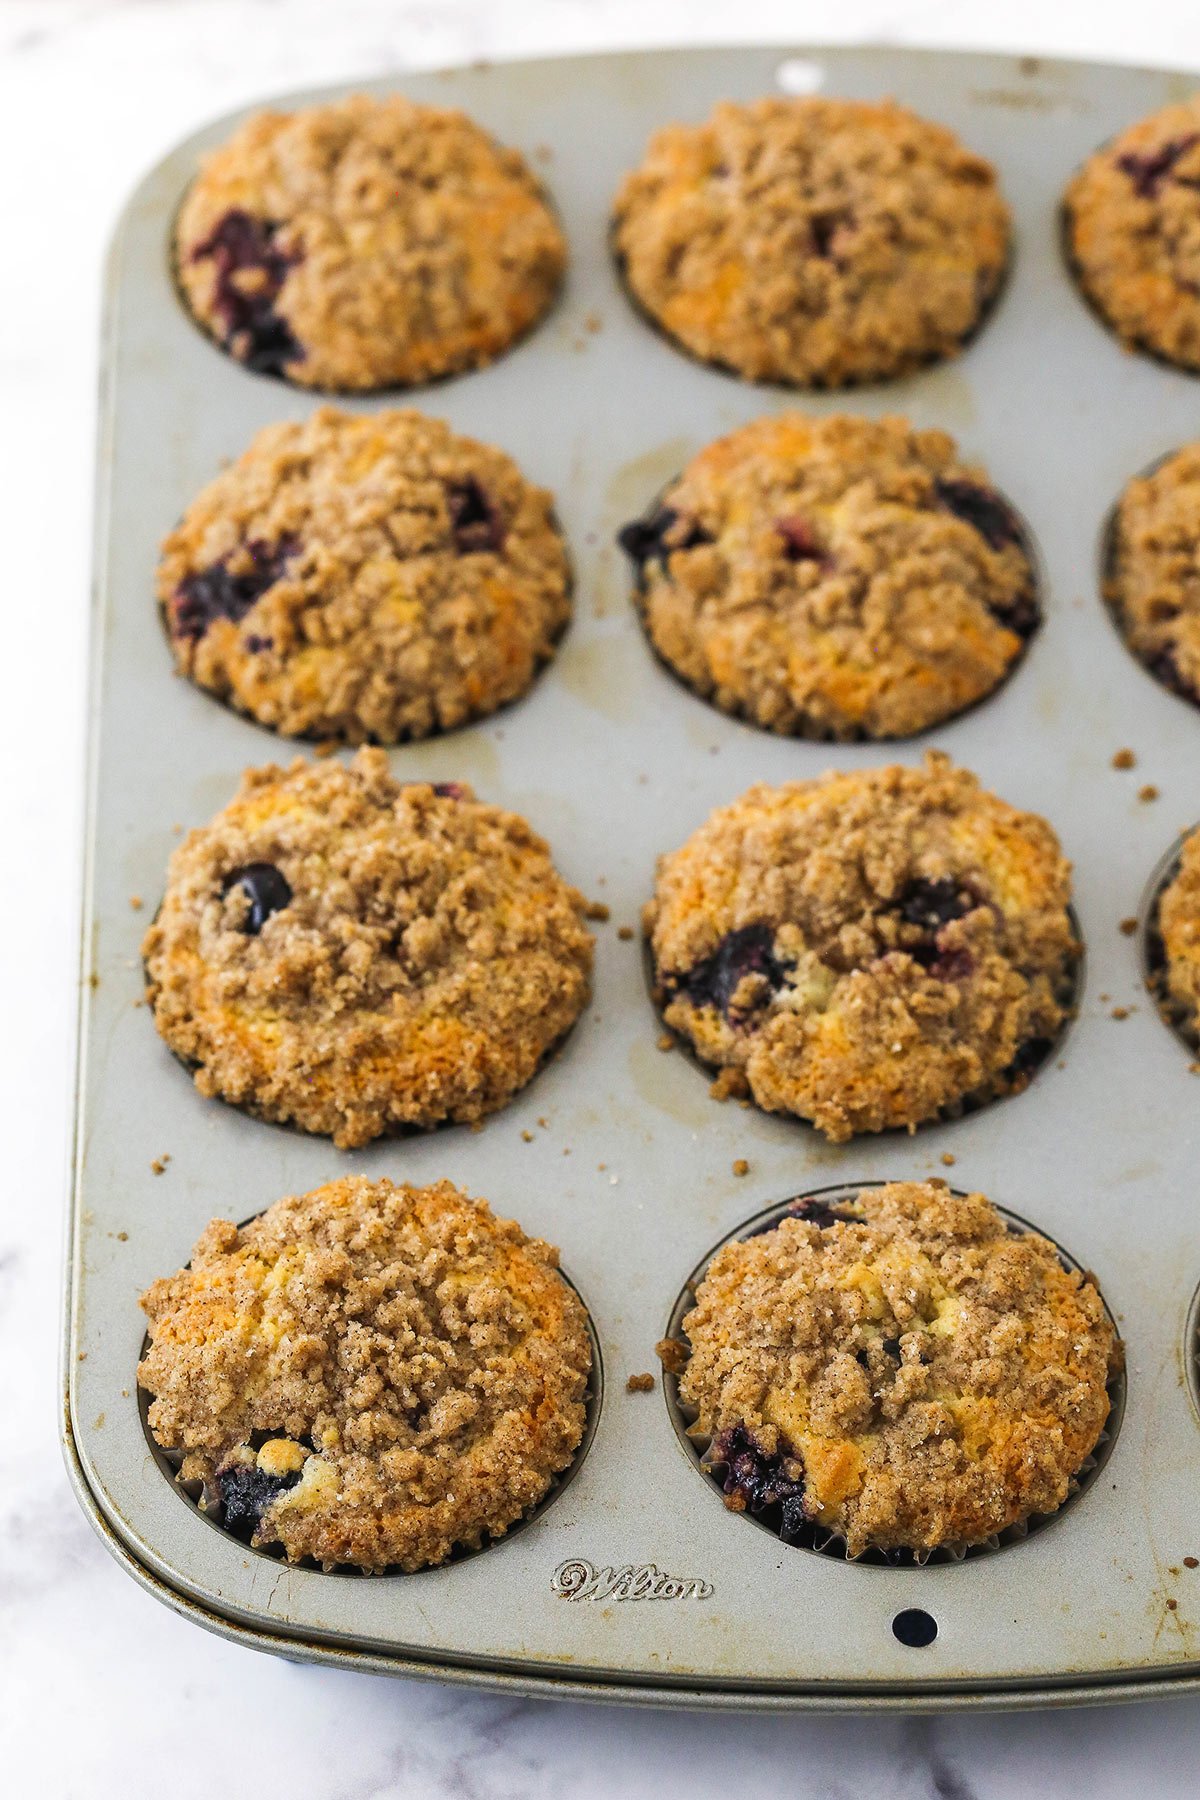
[142,750,594,1147]
[619,412,1037,739]
[175,93,565,389]
[1064,96,1200,369]
[158,407,571,744]
[139,1176,592,1572]
[611,96,1010,387]
[675,1181,1118,1556]
[1105,443,1200,709]
[1151,823,1200,1042]
[646,753,1077,1140]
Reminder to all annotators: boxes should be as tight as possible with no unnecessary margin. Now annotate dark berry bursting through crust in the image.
[222,862,293,935]
[933,477,1024,553]
[617,505,712,571]
[667,923,790,1021]
[171,533,299,641]
[189,209,304,375]
[712,1424,811,1538]
[214,1452,304,1538]
[1116,134,1200,198]
[445,478,506,554]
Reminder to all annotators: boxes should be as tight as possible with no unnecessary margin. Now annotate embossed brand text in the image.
[551,1559,713,1601]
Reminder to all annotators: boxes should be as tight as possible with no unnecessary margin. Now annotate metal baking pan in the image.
[64,43,1200,1709]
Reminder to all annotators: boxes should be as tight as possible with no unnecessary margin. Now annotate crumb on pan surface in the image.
[678,1181,1118,1556]
[1064,96,1200,371]
[611,96,1010,388]
[619,412,1037,740]
[174,93,565,390]
[645,752,1077,1141]
[142,749,593,1147]
[1106,443,1200,709]
[138,1176,592,1572]
[158,407,571,744]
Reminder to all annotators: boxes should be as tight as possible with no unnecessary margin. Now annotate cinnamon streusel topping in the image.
[611,96,1010,387]
[645,754,1077,1140]
[619,412,1037,739]
[676,1181,1117,1555]
[159,408,571,743]
[142,750,594,1146]
[175,93,565,389]
[138,1177,592,1572]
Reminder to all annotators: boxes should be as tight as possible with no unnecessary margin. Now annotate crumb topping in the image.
[621,413,1036,740]
[612,97,1009,387]
[138,1177,592,1571]
[142,750,593,1146]
[175,93,565,389]
[158,408,570,743]
[679,1181,1117,1554]
[646,753,1077,1140]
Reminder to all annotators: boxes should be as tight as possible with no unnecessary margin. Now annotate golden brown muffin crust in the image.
[1064,97,1200,369]
[677,1182,1117,1555]
[138,1177,592,1572]
[612,96,1010,387]
[142,750,594,1147]
[1106,443,1200,707]
[158,408,571,744]
[175,93,566,390]
[1153,824,1200,1040]
[620,412,1037,739]
[645,753,1077,1140]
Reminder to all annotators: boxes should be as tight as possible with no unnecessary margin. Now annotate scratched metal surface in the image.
[65,45,1200,1705]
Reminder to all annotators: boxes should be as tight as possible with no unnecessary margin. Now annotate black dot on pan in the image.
[892,1608,938,1648]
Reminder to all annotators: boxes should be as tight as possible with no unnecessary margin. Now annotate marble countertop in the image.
[5,2,1200,1793]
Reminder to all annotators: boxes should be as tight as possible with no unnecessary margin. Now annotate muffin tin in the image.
[64,44,1200,1708]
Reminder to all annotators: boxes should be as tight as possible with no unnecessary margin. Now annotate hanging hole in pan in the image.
[1141,827,1200,1057]
[776,59,826,96]
[893,1608,938,1647]
[137,1240,603,1578]
[660,1182,1125,1569]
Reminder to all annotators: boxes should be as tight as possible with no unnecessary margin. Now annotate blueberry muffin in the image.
[674,1181,1118,1557]
[159,408,571,743]
[1105,444,1200,707]
[611,97,1010,388]
[142,751,593,1147]
[138,1176,592,1572]
[618,413,1037,739]
[646,754,1077,1140]
[174,93,565,389]
[1064,97,1200,369]
[1150,823,1200,1041]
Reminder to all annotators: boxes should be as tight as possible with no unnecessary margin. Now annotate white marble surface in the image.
[6,2,1200,1792]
